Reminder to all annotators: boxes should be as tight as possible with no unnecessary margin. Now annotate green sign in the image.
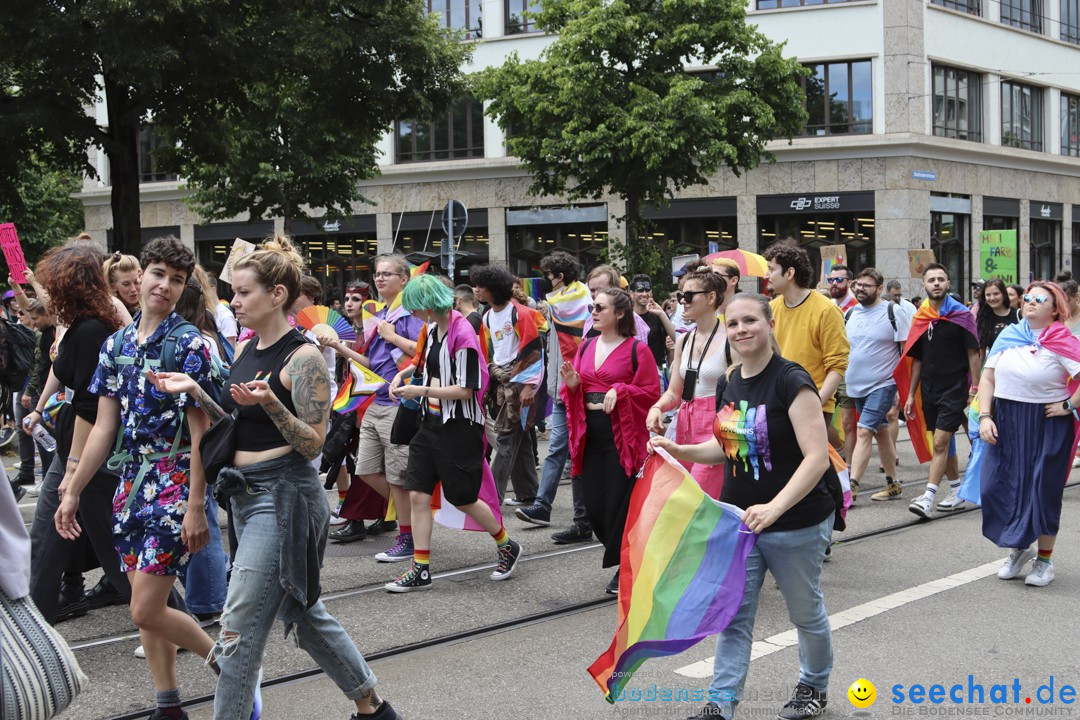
[979,230,1017,284]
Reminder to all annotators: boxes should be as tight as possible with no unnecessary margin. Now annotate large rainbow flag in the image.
[546,280,590,366]
[588,448,756,702]
[893,295,978,463]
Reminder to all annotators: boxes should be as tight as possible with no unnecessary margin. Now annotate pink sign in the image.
[0,224,28,284]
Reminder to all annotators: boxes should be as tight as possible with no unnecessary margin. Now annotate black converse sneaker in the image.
[777,683,827,719]
[384,562,432,592]
[490,539,522,580]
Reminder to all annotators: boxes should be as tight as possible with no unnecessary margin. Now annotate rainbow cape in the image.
[893,295,978,463]
[546,281,590,365]
[588,448,756,702]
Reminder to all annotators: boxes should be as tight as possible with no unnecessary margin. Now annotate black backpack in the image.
[0,319,36,390]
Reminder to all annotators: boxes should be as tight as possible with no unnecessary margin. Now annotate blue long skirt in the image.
[980,398,1073,548]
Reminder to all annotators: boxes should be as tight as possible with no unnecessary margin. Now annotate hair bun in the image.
[261,234,304,271]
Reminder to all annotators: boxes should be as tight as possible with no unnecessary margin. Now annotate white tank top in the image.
[678,326,728,399]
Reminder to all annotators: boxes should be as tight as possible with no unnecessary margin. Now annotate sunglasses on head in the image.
[676,290,706,304]
[826,277,848,284]
[588,303,607,314]
[1023,293,1051,305]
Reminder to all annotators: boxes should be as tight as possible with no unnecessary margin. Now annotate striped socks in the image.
[1038,548,1053,563]
[413,549,430,566]
[492,527,510,547]
[337,489,348,503]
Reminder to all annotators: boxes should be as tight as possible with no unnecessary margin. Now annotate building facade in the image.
[77,0,1080,299]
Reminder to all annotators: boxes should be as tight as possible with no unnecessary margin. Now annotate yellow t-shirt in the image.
[769,291,850,414]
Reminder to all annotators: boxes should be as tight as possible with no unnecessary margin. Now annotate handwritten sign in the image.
[818,244,846,288]
[908,249,936,278]
[220,238,258,285]
[0,223,28,284]
[979,230,1017,284]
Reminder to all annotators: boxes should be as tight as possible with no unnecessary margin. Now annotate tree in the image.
[0,151,84,266]
[163,1,470,235]
[474,0,808,275]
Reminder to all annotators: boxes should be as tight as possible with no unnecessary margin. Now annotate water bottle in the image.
[24,418,57,453]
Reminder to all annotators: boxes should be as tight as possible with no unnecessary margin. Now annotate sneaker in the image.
[502,496,533,507]
[936,490,967,512]
[849,479,859,503]
[367,518,398,536]
[823,545,832,562]
[605,569,620,595]
[375,533,414,563]
[135,645,188,659]
[551,523,593,544]
[250,667,263,720]
[385,562,432,592]
[1025,558,1055,587]
[491,539,522,581]
[24,480,44,497]
[686,703,725,719]
[1073,456,1080,468]
[329,499,348,526]
[871,481,903,501]
[350,700,401,720]
[998,547,1036,579]
[777,682,827,719]
[515,503,551,526]
[908,495,934,519]
[10,482,25,503]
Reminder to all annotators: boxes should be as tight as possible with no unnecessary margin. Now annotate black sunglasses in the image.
[588,303,607,314]
[676,290,707,304]
[632,283,652,292]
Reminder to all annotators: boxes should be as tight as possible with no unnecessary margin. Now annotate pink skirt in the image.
[675,395,724,499]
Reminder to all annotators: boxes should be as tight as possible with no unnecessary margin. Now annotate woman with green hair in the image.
[385,274,522,592]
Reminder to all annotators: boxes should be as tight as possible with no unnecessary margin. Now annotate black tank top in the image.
[222,329,311,452]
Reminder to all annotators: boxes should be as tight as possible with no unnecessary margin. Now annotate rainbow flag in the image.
[332,361,385,414]
[893,295,978,463]
[520,277,546,302]
[588,448,756,702]
[546,281,590,365]
[357,261,429,368]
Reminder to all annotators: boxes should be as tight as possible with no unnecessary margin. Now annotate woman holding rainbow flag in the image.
[976,281,1080,588]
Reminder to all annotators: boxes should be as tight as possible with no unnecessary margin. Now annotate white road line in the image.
[674,558,1002,679]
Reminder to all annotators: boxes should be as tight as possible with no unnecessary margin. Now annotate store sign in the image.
[758,191,874,215]
[1031,201,1062,221]
[323,220,341,232]
[912,170,937,181]
[979,230,1018,284]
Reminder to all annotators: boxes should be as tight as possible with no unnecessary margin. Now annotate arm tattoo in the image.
[262,350,331,460]
[195,386,227,423]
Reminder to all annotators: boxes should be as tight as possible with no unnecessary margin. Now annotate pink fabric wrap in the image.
[675,395,725,499]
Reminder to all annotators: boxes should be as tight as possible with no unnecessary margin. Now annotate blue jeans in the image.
[536,401,569,509]
[853,384,896,431]
[179,488,227,614]
[213,485,377,720]
[710,514,833,718]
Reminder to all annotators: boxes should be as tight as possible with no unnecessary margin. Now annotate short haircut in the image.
[25,298,46,314]
[922,262,948,278]
[402,273,455,315]
[710,258,741,280]
[454,284,476,304]
[829,264,853,280]
[588,264,620,288]
[631,274,651,287]
[469,264,515,305]
[856,267,884,286]
[539,250,580,284]
[300,275,324,305]
[763,240,814,289]
[141,236,195,281]
[886,279,902,291]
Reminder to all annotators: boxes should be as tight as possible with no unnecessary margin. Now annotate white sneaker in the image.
[936,490,967,512]
[998,547,1036,580]
[908,495,934,519]
[25,480,44,498]
[1073,456,1080,468]
[133,644,145,659]
[328,499,348,526]
[1025,558,1055,586]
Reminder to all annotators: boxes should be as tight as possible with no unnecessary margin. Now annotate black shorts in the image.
[920,376,968,433]
[404,416,484,506]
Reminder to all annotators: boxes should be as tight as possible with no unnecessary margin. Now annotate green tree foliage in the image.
[0,152,84,267]
[474,0,808,276]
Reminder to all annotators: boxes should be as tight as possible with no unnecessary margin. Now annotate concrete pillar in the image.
[970,195,984,286]
[736,194,757,251]
[376,213,395,254]
[488,207,508,266]
[179,223,195,252]
[876,183,930,299]
[882,0,927,135]
[1019,201,1031,283]
[606,199,627,272]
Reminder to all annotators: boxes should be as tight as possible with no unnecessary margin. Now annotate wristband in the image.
[66,456,79,465]
[14,290,24,297]
[978,413,992,419]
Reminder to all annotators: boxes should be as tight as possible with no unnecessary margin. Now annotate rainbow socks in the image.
[492,527,510,547]
[413,549,430,566]
[1038,548,1053,563]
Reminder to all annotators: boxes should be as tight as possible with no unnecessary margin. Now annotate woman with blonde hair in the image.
[103,251,142,314]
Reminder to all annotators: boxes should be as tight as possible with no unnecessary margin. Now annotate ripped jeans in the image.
[212,483,377,720]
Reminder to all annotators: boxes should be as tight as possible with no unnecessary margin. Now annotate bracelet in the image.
[66,456,79,465]
[14,290,24,296]
[978,413,992,420]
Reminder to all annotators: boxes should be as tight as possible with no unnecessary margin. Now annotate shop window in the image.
[1030,220,1059,281]
[138,125,178,183]
[1001,81,1043,151]
[799,60,872,136]
[427,0,483,39]
[1000,0,1043,32]
[396,97,485,163]
[1062,93,1080,157]
[1065,0,1080,43]
[931,0,981,15]
[756,0,859,9]
[932,65,982,142]
[758,214,875,278]
[930,212,969,291]
[507,223,608,279]
[506,0,542,33]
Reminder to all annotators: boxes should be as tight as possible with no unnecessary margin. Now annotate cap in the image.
[3,291,14,300]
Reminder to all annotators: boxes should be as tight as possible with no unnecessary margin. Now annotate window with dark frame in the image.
[395,97,486,163]
[799,60,873,137]
[930,0,981,15]
[506,0,542,33]
[1000,0,1043,32]
[931,65,982,142]
[427,0,483,39]
[1065,0,1080,43]
[138,125,178,183]
[1001,80,1044,151]
[1063,93,1080,157]
[756,0,858,9]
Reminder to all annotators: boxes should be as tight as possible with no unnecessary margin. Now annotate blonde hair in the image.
[103,252,140,286]
[191,265,218,316]
[587,264,620,288]
[235,235,304,311]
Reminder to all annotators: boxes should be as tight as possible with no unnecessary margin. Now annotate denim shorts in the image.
[853,384,896,431]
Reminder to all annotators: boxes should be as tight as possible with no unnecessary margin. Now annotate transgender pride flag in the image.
[589,448,757,702]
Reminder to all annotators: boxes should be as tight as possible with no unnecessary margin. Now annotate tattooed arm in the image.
[259,346,332,460]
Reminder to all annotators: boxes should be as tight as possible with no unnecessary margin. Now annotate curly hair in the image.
[36,245,123,329]
[141,236,195,281]
[539,250,580,285]
[470,265,515,305]
[763,240,814,289]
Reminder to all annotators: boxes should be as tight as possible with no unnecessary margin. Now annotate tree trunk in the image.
[624,190,640,274]
[103,76,142,255]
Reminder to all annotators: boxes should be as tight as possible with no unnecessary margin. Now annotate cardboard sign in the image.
[908,249,936,278]
[818,244,846,288]
[979,230,1018,284]
[221,238,258,285]
[0,223,28,284]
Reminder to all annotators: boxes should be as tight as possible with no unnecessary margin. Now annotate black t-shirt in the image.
[716,355,836,532]
[980,307,1020,350]
[36,325,56,396]
[52,317,113,460]
[909,317,979,382]
[465,310,482,334]
[638,311,667,367]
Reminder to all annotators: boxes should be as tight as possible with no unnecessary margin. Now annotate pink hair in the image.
[1026,281,1071,322]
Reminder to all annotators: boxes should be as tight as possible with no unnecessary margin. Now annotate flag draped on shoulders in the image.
[893,295,978,463]
[588,448,756,703]
[546,281,590,365]
[958,319,1080,504]
[480,300,549,430]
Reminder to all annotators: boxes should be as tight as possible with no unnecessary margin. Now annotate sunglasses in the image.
[588,303,607,314]
[1023,293,1051,305]
[632,284,652,292]
[676,290,707,304]
[826,277,848,284]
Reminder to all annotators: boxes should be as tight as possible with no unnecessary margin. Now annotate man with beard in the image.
[828,265,859,464]
[827,265,858,312]
[844,268,910,502]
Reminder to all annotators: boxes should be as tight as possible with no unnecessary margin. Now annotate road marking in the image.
[674,559,1002,678]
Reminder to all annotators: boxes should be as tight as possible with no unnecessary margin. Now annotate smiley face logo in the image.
[847,678,876,709]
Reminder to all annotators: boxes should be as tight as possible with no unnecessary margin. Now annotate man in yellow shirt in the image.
[764,240,850,454]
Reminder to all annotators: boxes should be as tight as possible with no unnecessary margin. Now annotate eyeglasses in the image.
[826,277,848,285]
[373,271,402,279]
[676,290,706,304]
[853,282,879,290]
[1023,294,1051,305]
[588,303,607,314]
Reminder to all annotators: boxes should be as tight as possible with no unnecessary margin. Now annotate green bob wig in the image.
[401,274,455,315]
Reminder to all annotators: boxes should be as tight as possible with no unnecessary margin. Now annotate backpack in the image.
[0,319,36,390]
[844,302,897,332]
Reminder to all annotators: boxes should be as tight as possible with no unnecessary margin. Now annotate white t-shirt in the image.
[844,301,911,397]
[485,304,518,367]
[214,302,238,342]
[985,342,1080,403]
[892,298,917,325]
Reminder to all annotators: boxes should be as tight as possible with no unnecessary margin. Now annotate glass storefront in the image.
[930,212,969,291]
[643,198,738,271]
[392,209,489,282]
[291,216,378,304]
[507,205,607,279]
[1030,201,1063,282]
[756,192,876,278]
